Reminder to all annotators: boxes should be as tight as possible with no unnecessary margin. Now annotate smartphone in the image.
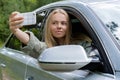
[17,12,36,26]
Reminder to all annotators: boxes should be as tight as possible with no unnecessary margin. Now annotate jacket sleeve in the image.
[21,31,47,58]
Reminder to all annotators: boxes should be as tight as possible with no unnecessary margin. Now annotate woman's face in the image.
[49,12,68,39]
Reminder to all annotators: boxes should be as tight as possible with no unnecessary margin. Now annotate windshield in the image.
[90,1,120,44]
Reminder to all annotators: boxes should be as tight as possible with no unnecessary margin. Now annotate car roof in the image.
[34,0,119,12]
[63,0,120,6]
[65,0,118,3]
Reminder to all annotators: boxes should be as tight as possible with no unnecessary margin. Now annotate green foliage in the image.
[0,0,60,42]
[37,0,61,6]
[0,40,3,47]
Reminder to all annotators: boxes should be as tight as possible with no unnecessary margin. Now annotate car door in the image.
[0,35,29,80]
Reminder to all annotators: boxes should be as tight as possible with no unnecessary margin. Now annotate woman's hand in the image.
[9,11,24,33]
[9,11,30,45]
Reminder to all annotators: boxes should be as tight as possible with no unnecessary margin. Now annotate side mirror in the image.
[38,45,92,71]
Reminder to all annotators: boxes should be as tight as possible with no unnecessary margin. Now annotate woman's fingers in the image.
[9,11,20,19]
[9,11,24,27]
[9,11,24,33]
[10,19,23,27]
[9,12,23,23]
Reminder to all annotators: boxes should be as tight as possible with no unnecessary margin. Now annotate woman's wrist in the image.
[10,28,20,34]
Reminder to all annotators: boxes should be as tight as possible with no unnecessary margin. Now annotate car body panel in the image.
[1,0,120,80]
[0,48,26,80]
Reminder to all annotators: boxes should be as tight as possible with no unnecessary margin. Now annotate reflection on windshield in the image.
[91,2,120,44]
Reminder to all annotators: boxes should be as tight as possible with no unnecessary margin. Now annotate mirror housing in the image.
[38,45,92,71]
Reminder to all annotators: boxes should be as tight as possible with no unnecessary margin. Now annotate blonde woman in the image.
[9,8,72,57]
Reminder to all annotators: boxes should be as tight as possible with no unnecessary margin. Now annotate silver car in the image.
[0,0,120,80]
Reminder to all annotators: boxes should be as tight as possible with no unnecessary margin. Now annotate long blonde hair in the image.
[44,8,71,47]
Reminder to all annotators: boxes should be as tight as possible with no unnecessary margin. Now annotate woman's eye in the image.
[62,22,67,25]
[52,22,57,25]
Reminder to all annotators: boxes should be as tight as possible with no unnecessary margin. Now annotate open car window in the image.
[5,11,47,51]
[5,8,99,60]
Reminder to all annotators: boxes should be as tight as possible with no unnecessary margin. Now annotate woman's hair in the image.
[44,8,71,47]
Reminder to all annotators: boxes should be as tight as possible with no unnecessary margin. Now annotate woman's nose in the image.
[57,23,62,28]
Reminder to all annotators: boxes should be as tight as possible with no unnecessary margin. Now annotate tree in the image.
[0,0,60,42]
